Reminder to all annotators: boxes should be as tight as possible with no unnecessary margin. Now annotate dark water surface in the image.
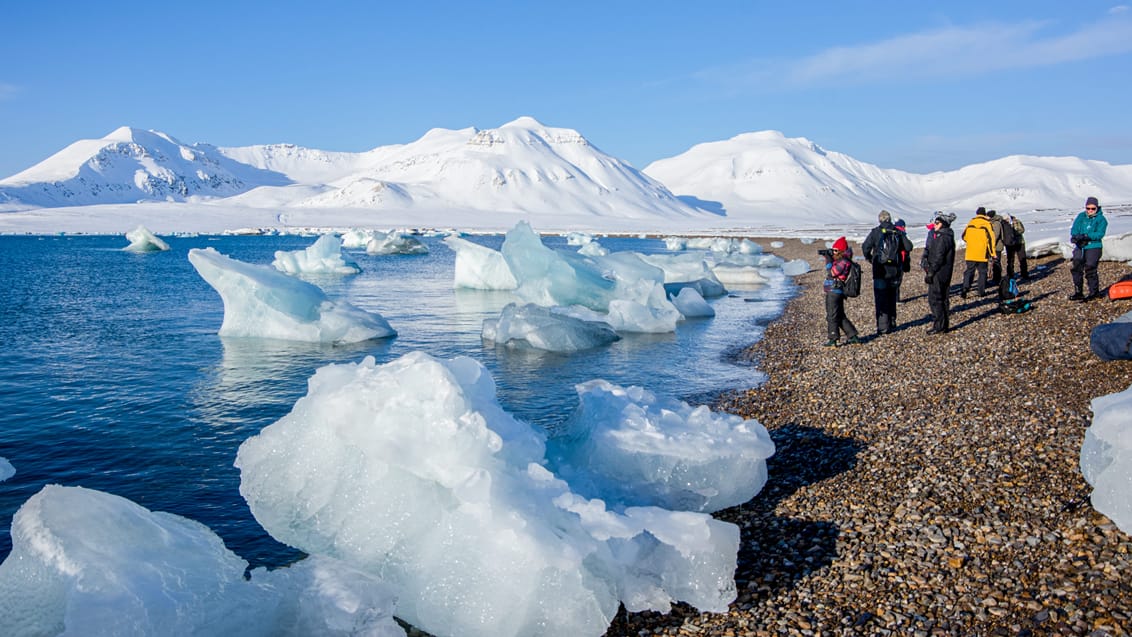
[0,233,794,567]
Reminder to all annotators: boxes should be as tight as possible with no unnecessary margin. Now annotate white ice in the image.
[711,263,770,287]
[670,287,715,318]
[0,457,12,482]
[781,259,812,276]
[0,485,404,637]
[546,380,774,513]
[272,233,361,275]
[338,229,375,248]
[482,302,620,352]
[188,247,396,343]
[122,225,170,252]
[501,221,618,310]
[565,231,594,246]
[236,353,741,637]
[1102,232,1132,263]
[442,235,518,289]
[1080,383,1132,534]
[639,252,728,298]
[366,231,428,255]
[577,240,608,256]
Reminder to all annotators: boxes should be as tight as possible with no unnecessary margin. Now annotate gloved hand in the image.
[924,274,932,285]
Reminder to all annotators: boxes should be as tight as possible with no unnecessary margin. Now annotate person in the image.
[1005,213,1029,280]
[924,212,957,334]
[986,210,1008,286]
[893,218,913,302]
[1069,196,1108,301]
[822,236,860,346]
[861,210,914,335]
[960,207,996,299]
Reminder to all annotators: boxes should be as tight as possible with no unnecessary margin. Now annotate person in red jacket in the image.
[822,236,860,347]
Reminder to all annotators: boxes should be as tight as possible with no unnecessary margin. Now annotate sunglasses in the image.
[1086,206,1098,211]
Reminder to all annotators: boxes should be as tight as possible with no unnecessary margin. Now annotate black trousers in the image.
[961,260,988,296]
[825,291,858,341]
[1071,247,1102,295]
[928,270,952,332]
[872,277,900,333]
[1006,243,1028,279]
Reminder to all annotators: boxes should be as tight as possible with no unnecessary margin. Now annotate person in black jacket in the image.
[861,210,915,336]
[924,212,957,334]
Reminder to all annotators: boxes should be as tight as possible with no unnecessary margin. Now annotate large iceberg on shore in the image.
[0,485,404,637]
[188,247,396,344]
[482,303,620,352]
[442,235,518,289]
[1081,383,1132,533]
[547,380,774,513]
[237,352,740,637]
[123,225,170,252]
[272,234,361,275]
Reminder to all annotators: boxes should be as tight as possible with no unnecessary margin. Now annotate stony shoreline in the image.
[607,238,1132,637]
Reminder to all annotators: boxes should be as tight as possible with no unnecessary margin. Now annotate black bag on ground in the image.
[1090,322,1132,361]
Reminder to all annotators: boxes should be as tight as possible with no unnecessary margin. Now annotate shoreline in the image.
[609,238,1132,636]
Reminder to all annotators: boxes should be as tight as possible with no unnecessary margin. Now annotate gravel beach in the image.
[607,238,1132,637]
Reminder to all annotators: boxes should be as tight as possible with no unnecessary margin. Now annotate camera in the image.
[818,248,834,257]
[1072,234,1090,247]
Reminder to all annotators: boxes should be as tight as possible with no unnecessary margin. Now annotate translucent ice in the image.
[272,234,361,275]
[188,247,396,343]
[482,303,620,352]
[237,353,740,637]
[123,225,170,252]
[442,235,518,290]
[670,287,715,318]
[366,231,428,255]
[781,259,812,276]
[1080,383,1132,534]
[0,485,404,637]
[547,380,774,513]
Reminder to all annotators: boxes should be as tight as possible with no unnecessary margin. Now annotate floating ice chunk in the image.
[442,235,518,290]
[0,457,12,482]
[501,221,616,310]
[482,303,620,352]
[566,231,594,246]
[237,353,740,637]
[188,247,395,344]
[670,287,715,318]
[782,259,812,276]
[577,241,608,257]
[367,231,428,255]
[338,229,374,249]
[711,264,769,287]
[640,252,727,298]
[123,225,170,252]
[663,236,687,251]
[0,485,404,637]
[272,234,361,275]
[1081,384,1132,534]
[547,380,775,513]
[736,239,763,255]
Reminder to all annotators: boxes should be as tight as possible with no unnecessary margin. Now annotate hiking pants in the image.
[1006,243,1028,279]
[872,277,900,334]
[961,260,988,296]
[1071,247,1103,296]
[928,271,952,332]
[990,251,1004,285]
[825,291,858,342]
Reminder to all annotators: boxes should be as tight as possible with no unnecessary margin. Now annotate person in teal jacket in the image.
[1069,196,1108,301]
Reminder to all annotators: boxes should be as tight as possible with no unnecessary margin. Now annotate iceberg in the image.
[782,259,812,276]
[442,235,518,290]
[122,225,170,252]
[547,380,774,513]
[0,457,12,482]
[0,485,404,637]
[237,353,740,637]
[670,286,715,318]
[501,221,617,310]
[639,252,727,298]
[577,240,608,256]
[272,234,361,275]
[1080,383,1132,534]
[711,263,769,287]
[482,303,620,352]
[188,247,396,344]
[366,231,428,255]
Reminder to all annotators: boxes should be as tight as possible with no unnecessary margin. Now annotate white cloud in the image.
[699,14,1132,91]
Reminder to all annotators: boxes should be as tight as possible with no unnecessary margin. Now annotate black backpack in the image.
[843,261,862,297]
[874,228,903,266]
[999,219,1016,247]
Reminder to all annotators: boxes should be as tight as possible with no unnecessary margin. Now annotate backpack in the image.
[1012,217,1025,237]
[874,228,903,267]
[843,260,862,297]
[999,218,1017,247]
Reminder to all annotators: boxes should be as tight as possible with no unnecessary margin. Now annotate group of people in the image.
[819,196,1108,345]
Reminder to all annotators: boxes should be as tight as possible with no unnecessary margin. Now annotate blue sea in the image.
[0,233,794,568]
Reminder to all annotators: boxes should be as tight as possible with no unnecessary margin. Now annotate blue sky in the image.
[2,1,1131,179]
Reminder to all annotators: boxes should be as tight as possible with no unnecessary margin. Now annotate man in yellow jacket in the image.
[960,207,996,299]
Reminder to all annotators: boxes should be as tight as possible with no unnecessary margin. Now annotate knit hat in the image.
[1086,196,1100,208]
[894,218,906,230]
[976,206,987,216]
[935,212,957,225]
[832,236,849,251]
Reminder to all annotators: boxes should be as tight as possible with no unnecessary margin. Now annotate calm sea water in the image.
[0,233,795,568]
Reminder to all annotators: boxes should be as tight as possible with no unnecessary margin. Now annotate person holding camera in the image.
[924,212,957,334]
[1069,196,1108,301]
[821,237,860,347]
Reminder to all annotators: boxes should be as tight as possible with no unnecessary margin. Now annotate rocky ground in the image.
[606,238,1132,637]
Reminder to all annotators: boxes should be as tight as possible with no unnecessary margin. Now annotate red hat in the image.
[832,237,848,251]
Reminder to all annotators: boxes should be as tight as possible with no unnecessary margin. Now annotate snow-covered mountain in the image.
[0,117,701,220]
[642,130,1132,226]
[3,118,1131,231]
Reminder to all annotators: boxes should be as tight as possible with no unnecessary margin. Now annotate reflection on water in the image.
[0,233,795,568]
